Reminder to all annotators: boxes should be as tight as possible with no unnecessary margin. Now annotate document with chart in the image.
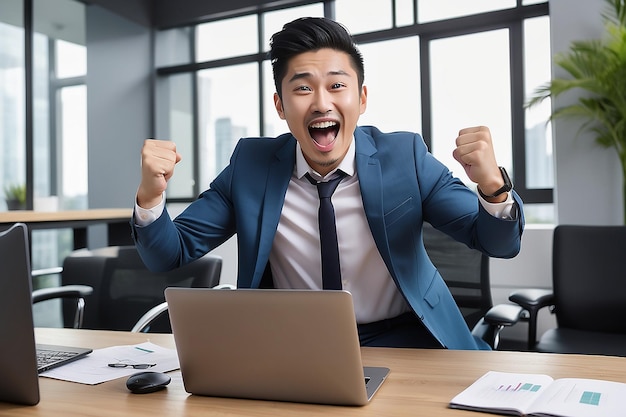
[449,370,625,417]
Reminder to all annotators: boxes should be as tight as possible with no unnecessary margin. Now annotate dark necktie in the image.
[305,172,346,290]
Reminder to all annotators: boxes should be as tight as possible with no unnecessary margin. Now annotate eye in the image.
[330,82,345,89]
[295,85,312,92]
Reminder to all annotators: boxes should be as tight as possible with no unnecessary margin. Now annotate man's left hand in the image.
[452,126,507,201]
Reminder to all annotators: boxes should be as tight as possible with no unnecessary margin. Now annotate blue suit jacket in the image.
[133,126,524,350]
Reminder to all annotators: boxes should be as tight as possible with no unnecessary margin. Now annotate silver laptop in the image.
[165,287,389,406]
[0,223,92,406]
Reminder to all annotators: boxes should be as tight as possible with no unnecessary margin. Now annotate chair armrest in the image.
[131,283,236,333]
[213,283,236,289]
[131,302,169,333]
[32,285,93,329]
[32,285,94,303]
[508,288,554,351]
[483,303,523,327]
[508,288,554,312]
[471,304,523,350]
[31,266,64,277]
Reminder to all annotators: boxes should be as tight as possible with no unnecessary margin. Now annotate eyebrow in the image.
[287,70,351,83]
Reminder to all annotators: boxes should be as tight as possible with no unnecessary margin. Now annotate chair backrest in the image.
[552,225,626,333]
[60,246,222,332]
[422,223,492,330]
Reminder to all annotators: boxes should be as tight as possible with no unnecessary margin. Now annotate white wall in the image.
[86,5,151,210]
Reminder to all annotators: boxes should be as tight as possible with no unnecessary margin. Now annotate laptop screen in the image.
[0,223,41,406]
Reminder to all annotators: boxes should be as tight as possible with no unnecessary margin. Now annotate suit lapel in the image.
[354,129,395,276]
[251,137,296,287]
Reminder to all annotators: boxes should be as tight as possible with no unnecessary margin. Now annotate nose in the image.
[311,89,332,114]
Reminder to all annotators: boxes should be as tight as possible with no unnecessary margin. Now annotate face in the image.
[274,48,367,176]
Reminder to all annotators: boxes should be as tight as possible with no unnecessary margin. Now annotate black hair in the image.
[269,17,364,99]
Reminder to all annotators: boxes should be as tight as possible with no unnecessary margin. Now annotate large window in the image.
[429,29,512,186]
[30,0,87,278]
[33,0,87,212]
[3,0,87,326]
[155,1,552,222]
[0,0,26,212]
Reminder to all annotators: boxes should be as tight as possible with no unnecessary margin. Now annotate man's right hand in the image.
[136,139,182,209]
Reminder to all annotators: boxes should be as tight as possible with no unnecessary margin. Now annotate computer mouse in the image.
[126,371,171,394]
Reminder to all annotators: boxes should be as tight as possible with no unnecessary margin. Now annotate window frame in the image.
[155,0,551,206]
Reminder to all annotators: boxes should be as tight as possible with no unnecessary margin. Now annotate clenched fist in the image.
[136,139,182,208]
[452,126,507,202]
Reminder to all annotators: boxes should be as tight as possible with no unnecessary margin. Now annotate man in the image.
[132,17,524,350]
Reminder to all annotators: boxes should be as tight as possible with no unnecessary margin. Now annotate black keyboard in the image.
[36,348,79,368]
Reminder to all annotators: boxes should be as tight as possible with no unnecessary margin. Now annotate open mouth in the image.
[308,121,340,151]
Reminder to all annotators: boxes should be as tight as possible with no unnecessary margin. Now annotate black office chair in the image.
[57,245,222,333]
[509,225,626,355]
[422,222,522,349]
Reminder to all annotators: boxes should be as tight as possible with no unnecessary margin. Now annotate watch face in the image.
[499,167,513,191]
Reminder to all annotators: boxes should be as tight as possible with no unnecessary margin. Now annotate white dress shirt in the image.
[135,138,515,324]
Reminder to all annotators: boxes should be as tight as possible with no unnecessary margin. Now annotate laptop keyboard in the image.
[36,348,79,368]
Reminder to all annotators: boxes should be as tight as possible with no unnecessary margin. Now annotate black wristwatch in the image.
[477,167,513,199]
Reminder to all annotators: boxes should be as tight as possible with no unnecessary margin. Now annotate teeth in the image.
[309,121,337,129]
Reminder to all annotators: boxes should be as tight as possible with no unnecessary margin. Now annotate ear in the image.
[359,85,368,115]
[274,92,286,120]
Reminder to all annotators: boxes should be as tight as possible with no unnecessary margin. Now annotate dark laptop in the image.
[0,223,92,406]
[165,287,390,406]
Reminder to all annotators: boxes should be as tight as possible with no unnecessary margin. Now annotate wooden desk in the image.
[0,209,133,248]
[2,328,626,416]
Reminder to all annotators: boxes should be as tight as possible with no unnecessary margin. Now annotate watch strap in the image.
[477,167,512,199]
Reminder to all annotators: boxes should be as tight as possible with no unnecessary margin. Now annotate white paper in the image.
[450,371,626,417]
[40,341,180,385]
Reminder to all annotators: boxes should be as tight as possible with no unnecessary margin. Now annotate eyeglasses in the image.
[108,362,156,369]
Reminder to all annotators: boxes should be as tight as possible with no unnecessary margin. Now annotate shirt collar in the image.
[295,137,356,181]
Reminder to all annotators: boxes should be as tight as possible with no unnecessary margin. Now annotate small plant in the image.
[3,183,26,210]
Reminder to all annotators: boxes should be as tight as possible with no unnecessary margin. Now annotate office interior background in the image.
[1,0,622,341]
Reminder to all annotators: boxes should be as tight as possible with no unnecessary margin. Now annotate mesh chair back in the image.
[60,246,222,332]
[422,223,492,330]
[553,225,626,333]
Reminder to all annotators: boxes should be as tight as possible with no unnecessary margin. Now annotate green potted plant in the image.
[526,0,626,223]
[3,183,27,210]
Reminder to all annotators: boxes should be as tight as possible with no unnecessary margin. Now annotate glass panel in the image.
[198,64,260,187]
[523,204,554,224]
[395,0,415,27]
[358,37,421,133]
[56,38,86,78]
[430,30,512,186]
[524,16,553,189]
[155,73,195,198]
[60,85,87,209]
[334,0,393,35]
[418,0,516,23]
[156,26,192,67]
[33,0,86,211]
[263,3,325,52]
[0,0,25,212]
[196,15,257,62]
